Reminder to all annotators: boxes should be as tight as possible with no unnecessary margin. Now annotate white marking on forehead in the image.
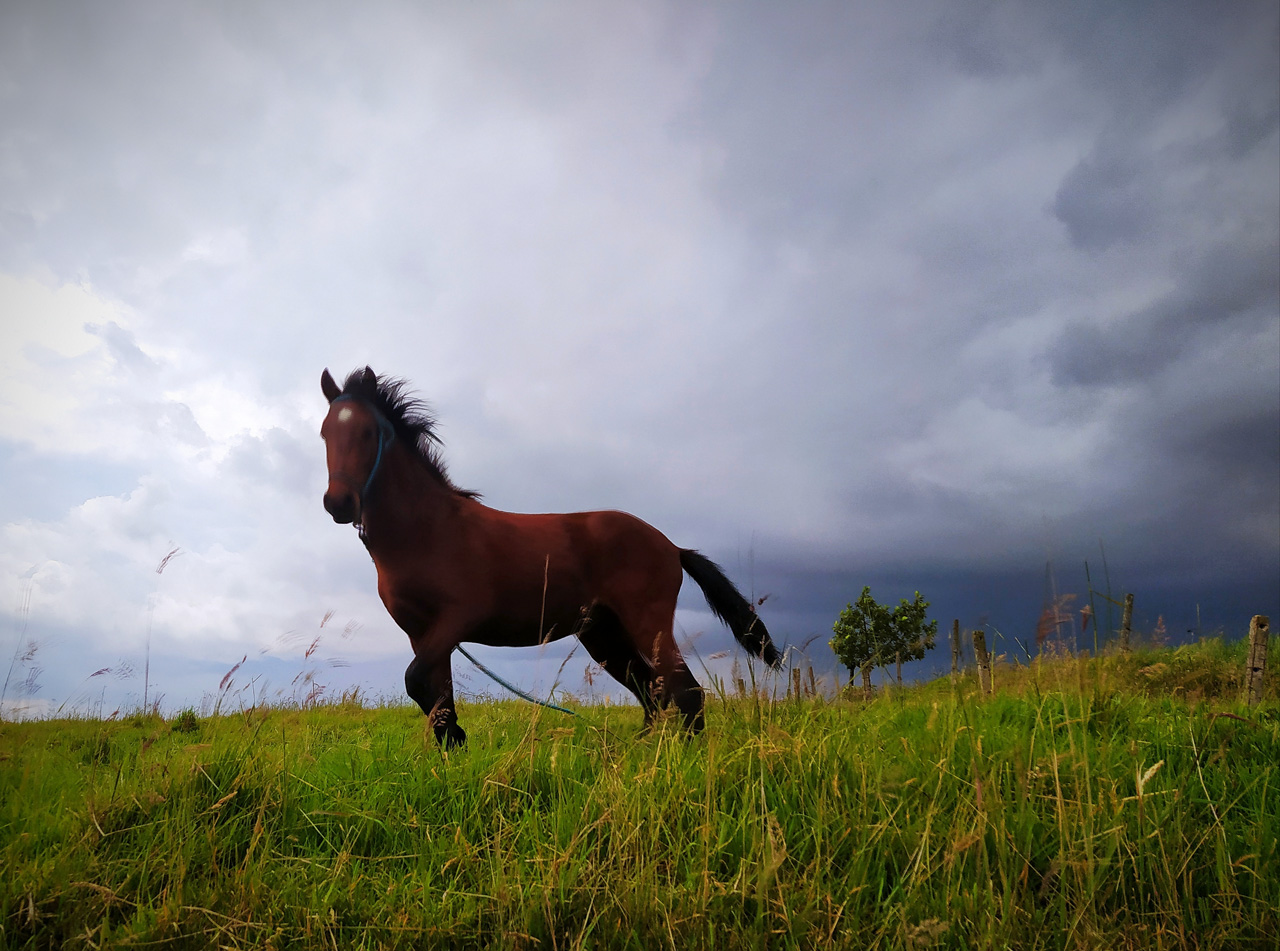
[337,407,354,422]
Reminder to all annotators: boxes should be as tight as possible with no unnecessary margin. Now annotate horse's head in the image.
[320,367,394,525]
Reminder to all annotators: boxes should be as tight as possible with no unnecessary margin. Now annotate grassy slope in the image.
[1,639,1277,950]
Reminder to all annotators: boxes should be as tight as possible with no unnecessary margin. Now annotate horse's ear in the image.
[360,366,377,388]
[321,368,342,403]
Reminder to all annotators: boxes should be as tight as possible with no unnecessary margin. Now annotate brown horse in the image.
[320,367,779,748]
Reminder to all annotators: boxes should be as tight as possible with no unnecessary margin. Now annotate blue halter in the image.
[333,395,396,503]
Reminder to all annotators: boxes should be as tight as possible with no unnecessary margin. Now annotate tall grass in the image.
[1,640,1276,949]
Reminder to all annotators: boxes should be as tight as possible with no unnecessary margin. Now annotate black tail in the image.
[680,549,780,668]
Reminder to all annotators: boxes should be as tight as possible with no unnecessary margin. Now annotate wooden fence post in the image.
[791,667,802,700]
[951,619,960,683]
[973,629,992,696]
[1120,593,1134,652]
[1246,616,1270,706]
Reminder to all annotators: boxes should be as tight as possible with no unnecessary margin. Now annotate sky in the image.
[1,0,1277,719]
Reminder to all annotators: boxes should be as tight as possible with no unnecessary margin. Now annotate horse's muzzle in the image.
[323,490,359,524]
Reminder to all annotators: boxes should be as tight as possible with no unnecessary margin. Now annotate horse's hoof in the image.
[441,725,467,750]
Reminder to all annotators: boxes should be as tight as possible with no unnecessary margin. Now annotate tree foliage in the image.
[830,586,937,680]
[830,587,888,676]
[888,590,938,665]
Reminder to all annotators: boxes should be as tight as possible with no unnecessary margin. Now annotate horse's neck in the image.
[361,449,459,548]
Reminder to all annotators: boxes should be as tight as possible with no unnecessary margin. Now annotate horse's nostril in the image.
[324,492,355,523]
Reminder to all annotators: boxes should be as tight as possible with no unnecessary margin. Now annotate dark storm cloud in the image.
[0,0,1275,713]
[1052,101,1279,255]
[1051,149,1159,251]
[1106,369,1280,562]
[690,3,931,241]
[684,0,1277,550]
[1045,2,1240,107]
[1050,240,1280,385]
[691,0,1272,236]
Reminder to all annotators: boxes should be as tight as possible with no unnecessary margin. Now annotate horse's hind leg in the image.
[405,654,467,750]
[576,606,661,730]
[661,651,706,734]
[610,605,706,735]
[649,639,705,735]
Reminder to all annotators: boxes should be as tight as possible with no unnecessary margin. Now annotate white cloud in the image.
[180,228,249,267]
[0,275,134,448]
[0,275,400,692]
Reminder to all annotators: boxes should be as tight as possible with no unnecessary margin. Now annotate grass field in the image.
[1,638,1277,950]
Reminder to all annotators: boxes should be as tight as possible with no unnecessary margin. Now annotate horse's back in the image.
[568,509,684,606]
[476,505,682,603]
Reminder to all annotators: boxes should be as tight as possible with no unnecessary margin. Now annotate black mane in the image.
[340,369,480,500]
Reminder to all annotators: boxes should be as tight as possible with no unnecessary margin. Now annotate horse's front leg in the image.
[405,652,467,749]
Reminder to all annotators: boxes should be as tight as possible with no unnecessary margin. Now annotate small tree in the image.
[885,591,938,686]
[831,587,937,698]
[831,587,891,699]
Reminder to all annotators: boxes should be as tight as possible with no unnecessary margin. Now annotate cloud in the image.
[0,279,395,696]
[0,0,1274,711]
[1052,150,1159,251]
[1048,224,1279,378]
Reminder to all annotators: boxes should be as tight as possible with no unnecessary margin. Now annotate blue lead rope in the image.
[454,644,577,716]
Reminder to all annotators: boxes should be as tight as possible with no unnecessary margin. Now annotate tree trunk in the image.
[861,665,873,701]
[895,652,902,687]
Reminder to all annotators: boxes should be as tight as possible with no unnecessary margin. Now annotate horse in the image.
[320,366,780,748]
